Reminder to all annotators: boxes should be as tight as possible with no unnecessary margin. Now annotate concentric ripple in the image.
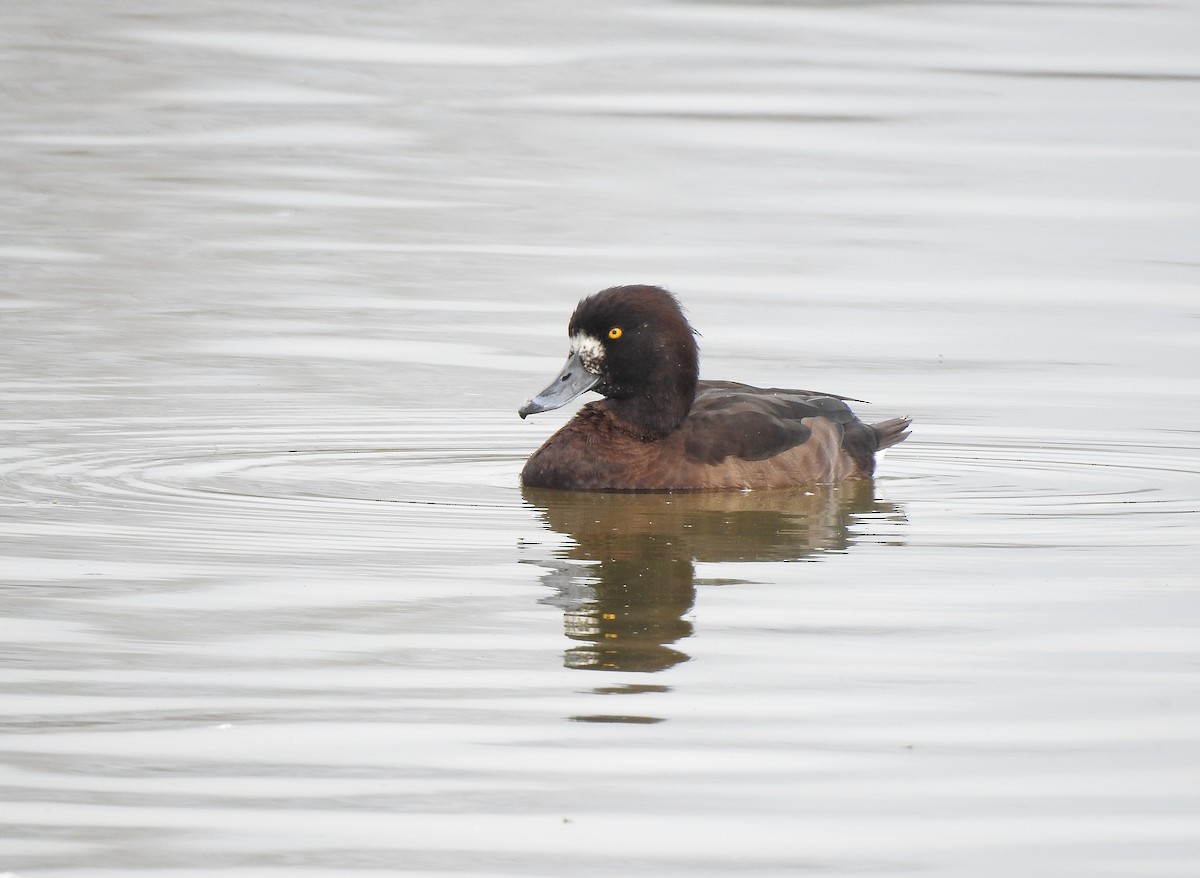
[885,426,1200,550]
[0,410,536,572]
[2,416,1195,571]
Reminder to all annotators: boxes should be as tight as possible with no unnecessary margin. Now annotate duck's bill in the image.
[518,352,600,418]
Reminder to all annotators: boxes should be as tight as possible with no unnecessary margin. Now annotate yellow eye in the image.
[608,327,623,340]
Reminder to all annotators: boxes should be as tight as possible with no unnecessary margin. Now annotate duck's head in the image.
[518,285,700,439]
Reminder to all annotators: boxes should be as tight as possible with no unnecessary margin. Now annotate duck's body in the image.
[518,286,910,492]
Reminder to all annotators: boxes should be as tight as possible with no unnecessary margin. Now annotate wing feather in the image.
[681,382,861,466]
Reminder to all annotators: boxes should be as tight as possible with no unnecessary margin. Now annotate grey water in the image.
[2,0,1199,875]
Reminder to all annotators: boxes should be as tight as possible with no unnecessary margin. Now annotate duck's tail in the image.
[872,416,912,451]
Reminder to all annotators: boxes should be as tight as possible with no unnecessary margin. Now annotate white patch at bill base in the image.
[570,333,605,374]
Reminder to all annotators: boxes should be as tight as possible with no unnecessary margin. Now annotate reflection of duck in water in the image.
[523,481,903,673]
[518,285,910,491]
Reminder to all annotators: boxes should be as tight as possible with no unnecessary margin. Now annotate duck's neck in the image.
[605,371,697,441]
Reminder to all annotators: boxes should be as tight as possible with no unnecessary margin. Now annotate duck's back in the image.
[520,380,910,492]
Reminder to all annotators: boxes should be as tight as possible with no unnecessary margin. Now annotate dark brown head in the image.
[518,285,700,439]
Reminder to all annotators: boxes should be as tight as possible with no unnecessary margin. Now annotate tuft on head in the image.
[568,285,692,338]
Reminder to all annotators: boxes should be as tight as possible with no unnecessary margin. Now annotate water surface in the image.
[2,0,1198,875]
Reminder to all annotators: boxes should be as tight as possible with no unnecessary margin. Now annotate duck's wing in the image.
[681,381,869,467]
[697,380,868,404]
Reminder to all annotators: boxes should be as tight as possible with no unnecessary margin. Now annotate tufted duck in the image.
[518,285,910,491]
